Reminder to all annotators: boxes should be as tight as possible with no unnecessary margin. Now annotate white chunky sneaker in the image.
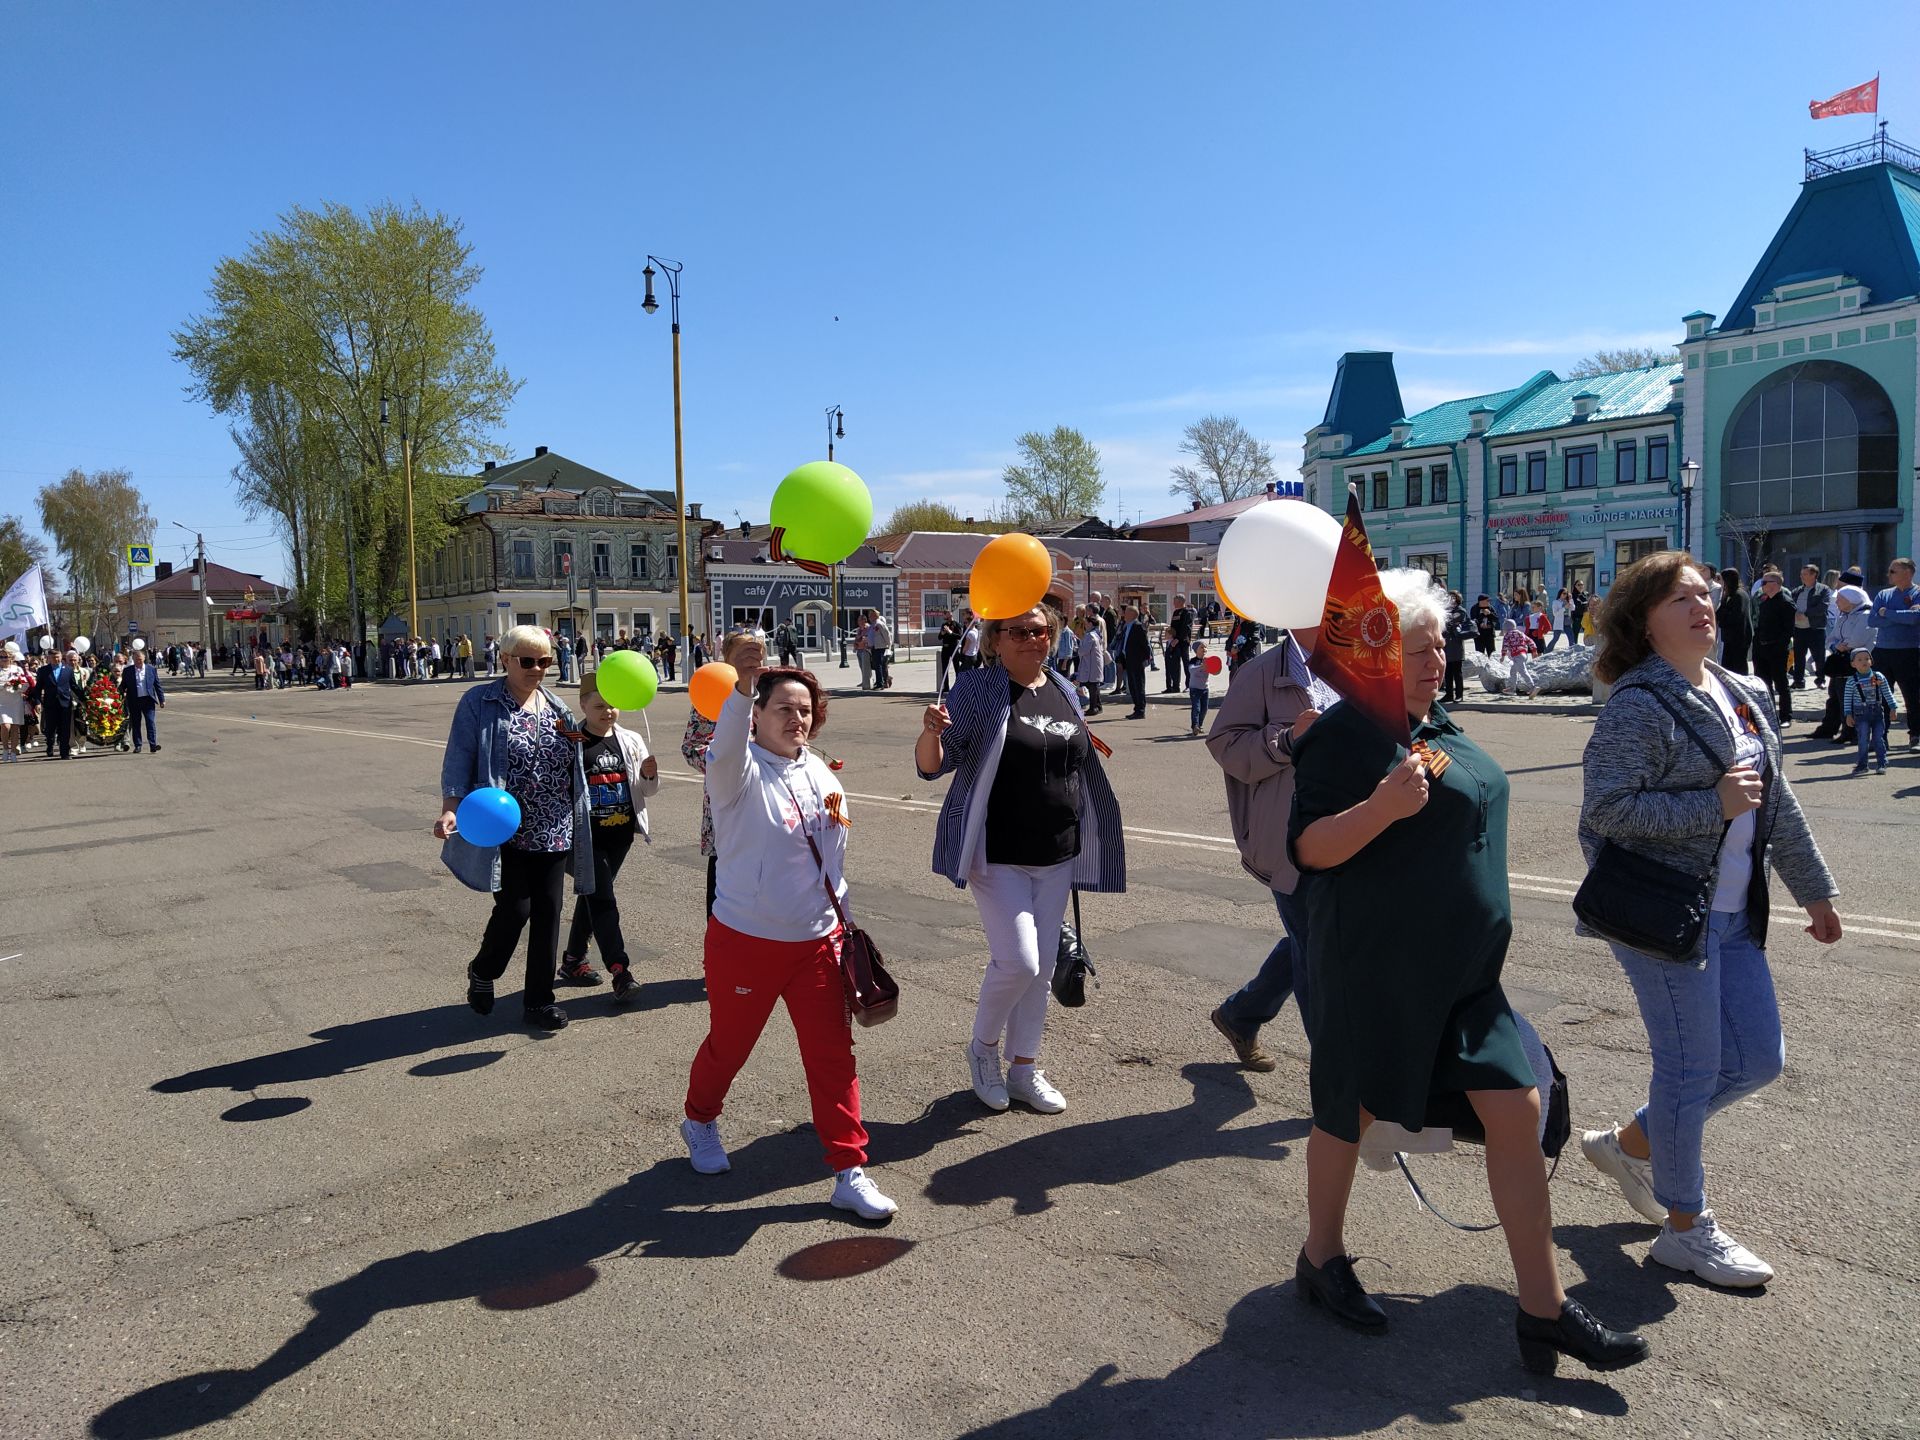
[680,1117,731,1175]
[1006,1065,1066,1114]
[830,1166,899,1220]
[1581,1127,1666,1223]
[1649,1209,1775,1288]
[967,1041,1009,1111]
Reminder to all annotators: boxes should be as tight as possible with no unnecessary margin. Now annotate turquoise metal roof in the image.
[1722,161,1920,329]
[1345,376,1542,456]
[1484,363,1681,437]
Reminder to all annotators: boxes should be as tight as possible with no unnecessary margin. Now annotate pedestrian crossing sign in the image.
[126,544,153,567]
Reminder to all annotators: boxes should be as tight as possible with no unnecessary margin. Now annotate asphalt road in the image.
[2,676,1916,1440]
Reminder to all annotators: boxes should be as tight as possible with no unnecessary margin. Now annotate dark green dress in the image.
[1287,700,1533,1143]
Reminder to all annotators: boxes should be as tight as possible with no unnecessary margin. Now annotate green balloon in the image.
[769,461,873,566]
[596,650,658,710]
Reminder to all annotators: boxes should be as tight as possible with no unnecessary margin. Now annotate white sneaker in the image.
[1581,1127,1666,1223]
[1649,1209,1775,1288]
[830,1166,899,1220]
[1006,1064,1066,1114]
[680,1117,730,1174]
[967,1041,1009,1111]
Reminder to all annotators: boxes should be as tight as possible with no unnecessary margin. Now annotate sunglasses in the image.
[1003,625,1052,642]
[515,655,553,670]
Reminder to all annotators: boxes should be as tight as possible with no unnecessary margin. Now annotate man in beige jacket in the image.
[1202,628,1337,1072]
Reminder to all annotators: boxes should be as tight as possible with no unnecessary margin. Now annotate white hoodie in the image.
[705,689,848,941]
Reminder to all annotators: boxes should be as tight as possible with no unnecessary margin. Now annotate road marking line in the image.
[0,953,21,963]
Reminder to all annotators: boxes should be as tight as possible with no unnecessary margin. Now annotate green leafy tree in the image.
[0,515,49,589]
[1002,427,1104,527]
[173,201,519,629]
[878,500,972,534]
[1565,347,1678,378]
[36,469,152,636]
[229,385,357,638]
[1168,414,1276,505]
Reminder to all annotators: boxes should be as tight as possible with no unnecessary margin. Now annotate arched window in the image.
[589,488,612,516]
[1721,361,1898,519]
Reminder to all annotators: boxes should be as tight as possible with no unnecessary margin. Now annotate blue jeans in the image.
[1853,705,1888,768]
[1188,688,1208,730]
[1219,888,1309,1033]
[1609,909,1784,1214]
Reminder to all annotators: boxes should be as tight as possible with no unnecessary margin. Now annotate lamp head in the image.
[642,264,658,315]
[834,409,845,440]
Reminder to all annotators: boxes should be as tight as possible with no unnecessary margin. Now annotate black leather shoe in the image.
[1516,1299,1650,1375]
[523,1003,569,1031]
[1295,1249,1387,1333]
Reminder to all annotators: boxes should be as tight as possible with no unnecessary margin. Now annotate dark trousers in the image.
[1081,680,1102,713]
[472,847,568,1012]
[1444,653,1465,703]
[1164,641,1189,690]
[1124,660,1148,714]
[937,645,957,690]
[1818,663,1849,737]
[871,648,890,688]
[1219,889,1311,1034]
[1474,632,1495,655]
[1880,648,1920,739]
[41,701,72,758]
[1792,627,1824,685]
[1752,642,1793,721]
[128,696,158,749]
[566,826,635,969]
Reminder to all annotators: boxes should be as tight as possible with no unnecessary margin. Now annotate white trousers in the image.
[968,858,1075,1059]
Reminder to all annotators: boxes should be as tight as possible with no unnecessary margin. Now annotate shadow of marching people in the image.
[91,1094,985,1439]
[924,1062,1310,1216]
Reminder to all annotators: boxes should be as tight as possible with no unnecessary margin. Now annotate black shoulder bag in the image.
[1052,888,1097,1006]
[1572,685,1732,963]
[784,782,899,1027]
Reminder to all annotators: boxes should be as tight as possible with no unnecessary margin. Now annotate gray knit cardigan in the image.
[1577,653,1836,960]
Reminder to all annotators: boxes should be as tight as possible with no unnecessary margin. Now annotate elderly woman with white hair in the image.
[1285,569,1648,1376]
[435,624,595,1031]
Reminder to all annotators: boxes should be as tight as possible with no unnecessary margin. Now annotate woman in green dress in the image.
[1287,567,1649,1376]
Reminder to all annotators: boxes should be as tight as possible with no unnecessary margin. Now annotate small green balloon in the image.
[769,461,873,566]
[596,651,658,710]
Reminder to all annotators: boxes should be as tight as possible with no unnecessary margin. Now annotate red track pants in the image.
[685,917,868,1172]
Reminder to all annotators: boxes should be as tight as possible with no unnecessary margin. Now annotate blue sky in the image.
[2,1,1913,582]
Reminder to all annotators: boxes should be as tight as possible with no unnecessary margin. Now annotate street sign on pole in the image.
[126,544,153,567]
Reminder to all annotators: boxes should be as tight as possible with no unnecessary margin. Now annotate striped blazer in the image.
[919,663,1127,893]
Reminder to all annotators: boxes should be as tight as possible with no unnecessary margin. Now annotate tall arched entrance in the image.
[1718,360,1902,579]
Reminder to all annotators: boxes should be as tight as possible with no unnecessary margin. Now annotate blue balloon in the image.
[456,787,522,847]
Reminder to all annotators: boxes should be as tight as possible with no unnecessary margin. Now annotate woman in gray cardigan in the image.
[1578,553,1839,1290]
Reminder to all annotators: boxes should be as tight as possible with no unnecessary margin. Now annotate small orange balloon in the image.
[1213,567,1245,619]
[690,662,739,722]
[970,533,1054,620]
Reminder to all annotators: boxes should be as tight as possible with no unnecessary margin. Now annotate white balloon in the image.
[132,638,146,651]
[74,635,91,654]
[39,634,55,651]
[1215,499,1345,629]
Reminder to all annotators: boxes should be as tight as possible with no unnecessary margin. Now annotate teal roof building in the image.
[1302,130,1920,601]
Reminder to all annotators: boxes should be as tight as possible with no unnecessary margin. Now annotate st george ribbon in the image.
[1308,492,1409,748]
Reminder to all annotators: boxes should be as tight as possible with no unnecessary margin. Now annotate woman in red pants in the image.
[681,666,897,1220]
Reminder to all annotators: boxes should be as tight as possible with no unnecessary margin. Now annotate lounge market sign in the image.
[1488,503,1677,532]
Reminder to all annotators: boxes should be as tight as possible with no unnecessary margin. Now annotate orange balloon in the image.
[1213,567,1245,619]
[970,533,1054,620]
[690,662,739,722]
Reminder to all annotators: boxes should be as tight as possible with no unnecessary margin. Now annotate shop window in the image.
[1615,443,1638,486]
[1721,362,1895,520]
[1647,437,1670,485]
[1614,537,1661,571]
[1498,546,1545,600]
[1430,465,1449,504]
[1371,472,1389,509]
[1565,448,1598,489]
[1563,551,1596,596]
[1404,468,1423,507]
[1498,457,1518,496]
[1526,453,1547,493]
[1406,552,1450,588]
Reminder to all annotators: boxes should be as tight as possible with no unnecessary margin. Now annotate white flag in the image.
[0,564,50,647]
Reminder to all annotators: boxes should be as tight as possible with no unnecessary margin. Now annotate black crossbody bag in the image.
[1572,685,1734,964]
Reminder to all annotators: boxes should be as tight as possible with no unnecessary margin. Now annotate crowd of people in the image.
[423,545,1856,1377]
[0,636,168,759]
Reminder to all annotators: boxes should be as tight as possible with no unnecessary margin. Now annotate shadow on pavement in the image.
[151,978,707,1103]
[953,1280,1630,1439]
[91,1097,984,1439]
[925,1062,1309,1215]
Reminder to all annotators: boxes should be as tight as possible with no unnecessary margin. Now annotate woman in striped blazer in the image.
[915,602,1127,1116]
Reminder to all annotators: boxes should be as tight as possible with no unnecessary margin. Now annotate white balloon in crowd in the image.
[1214,498,1345,629]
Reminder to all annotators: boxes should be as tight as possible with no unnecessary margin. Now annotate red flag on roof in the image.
[1810,78,1878,119]
[1308,491,1408,747]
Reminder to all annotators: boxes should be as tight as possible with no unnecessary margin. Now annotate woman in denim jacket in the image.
[1577,553,1839,1289]
[435,626,595,1031]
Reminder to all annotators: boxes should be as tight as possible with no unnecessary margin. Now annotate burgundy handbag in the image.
[790,787,899,1027]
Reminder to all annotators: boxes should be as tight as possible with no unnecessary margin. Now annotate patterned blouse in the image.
[503,701,575,853]
[681,705,719,857]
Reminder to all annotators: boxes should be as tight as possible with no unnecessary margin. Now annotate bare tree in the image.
[1564,347,1679,379]
[1168,414,1276,505]
[1002,427,1104,526]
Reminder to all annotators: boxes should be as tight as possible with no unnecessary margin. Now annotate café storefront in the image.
[1488,500,1680,599]
[704,564,898,651]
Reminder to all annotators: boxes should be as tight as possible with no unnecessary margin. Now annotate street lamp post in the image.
[1677,458,1701,556]
[642,258,691,652]
[171,521,210,663]
[826,405,848,665]
[379,394,420,639]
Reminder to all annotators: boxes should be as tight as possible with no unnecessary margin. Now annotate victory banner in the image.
[1308,493,1409,747]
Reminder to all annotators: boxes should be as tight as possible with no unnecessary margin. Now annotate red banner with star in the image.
[1308,491,1408,747]
[1810,78,1878,119]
